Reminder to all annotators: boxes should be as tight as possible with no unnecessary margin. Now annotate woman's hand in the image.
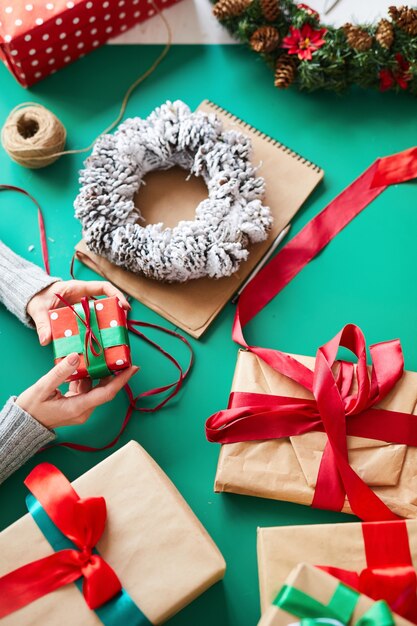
[27,280,131,346]
[16,353,138,429]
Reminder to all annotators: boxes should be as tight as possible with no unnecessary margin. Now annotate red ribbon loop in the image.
[55,294,103,366]
[320,564,417,622]
[310,324,404,518]
[205,323,417,520]
[359,565,417,616]
[0,463,122,618]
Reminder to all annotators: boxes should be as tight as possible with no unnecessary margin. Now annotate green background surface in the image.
[0,42,417,626]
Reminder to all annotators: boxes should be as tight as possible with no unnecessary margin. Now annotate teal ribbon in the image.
[275,582,394,626]
[52,300,130,380]
[27,494,151,626]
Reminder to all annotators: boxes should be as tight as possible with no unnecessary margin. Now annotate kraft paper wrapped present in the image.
[212,346,417,519]
[50,295,131,381]
[257,563,410,626]
[0,441,226,625]
[257,520,417,622]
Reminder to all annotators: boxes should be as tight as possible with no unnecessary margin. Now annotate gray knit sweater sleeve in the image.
[0,240,60,325]
[0,242,60,483]
[0,398,55,484]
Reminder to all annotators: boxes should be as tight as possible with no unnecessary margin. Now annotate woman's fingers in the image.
[57,280,130,310]
[65,377,92,397]
[36,354,80,399]
[67,366,138,413]
[31,306,54,346]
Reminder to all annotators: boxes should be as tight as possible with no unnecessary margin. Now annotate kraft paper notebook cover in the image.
[75,100,323,339]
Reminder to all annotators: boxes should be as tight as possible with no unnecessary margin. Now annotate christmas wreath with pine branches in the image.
[212,1,417,94]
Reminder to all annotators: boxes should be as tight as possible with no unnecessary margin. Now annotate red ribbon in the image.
[55,293,103,365]
[0,185,50,274]
[206,145,417,521]
[49,317,194,453]
[319,521,417,623]
[0,463,121,618]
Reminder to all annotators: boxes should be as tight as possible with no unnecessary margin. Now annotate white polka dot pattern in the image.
[0,0,182,88]
[50,311,59,320]
[64,329,73,337]
[115,359,124,366]
[109,320,118,327]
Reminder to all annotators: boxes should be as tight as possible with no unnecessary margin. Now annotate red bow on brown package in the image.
[206,324,417,521]
[321,521,417,622]
[0,463,121,618]
[206,145,417,522]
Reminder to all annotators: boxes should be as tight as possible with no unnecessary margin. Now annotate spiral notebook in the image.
[75,100,324,338]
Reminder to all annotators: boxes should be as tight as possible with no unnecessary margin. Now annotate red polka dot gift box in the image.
[49,295,132,381]
[0,0,181,88]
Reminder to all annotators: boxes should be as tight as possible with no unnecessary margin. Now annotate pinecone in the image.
[375,18,394,49]
[212,0,249,19]
[343,23,373,51]
[389,5,417,36]
[261,0,280,22]
[250,26,280,52]
[274,53,296,89]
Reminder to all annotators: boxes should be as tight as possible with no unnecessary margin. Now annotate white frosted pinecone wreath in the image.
[75,100,272,282]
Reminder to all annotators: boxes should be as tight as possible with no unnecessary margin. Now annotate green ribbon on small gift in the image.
[274,579,394,626]
[52,299,129,380]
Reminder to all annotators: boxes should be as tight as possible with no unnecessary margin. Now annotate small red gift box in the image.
[50,295,131,381]
[0,0,182,87]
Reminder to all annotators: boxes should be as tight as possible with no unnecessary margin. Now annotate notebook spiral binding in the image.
[204,100,323,174]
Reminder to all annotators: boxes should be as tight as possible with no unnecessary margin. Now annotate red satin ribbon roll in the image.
[0,463,121,618]
[206,145,417,521]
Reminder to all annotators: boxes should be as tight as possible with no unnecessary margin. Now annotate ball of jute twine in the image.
[1,103,67,169]
[0,0,171,170]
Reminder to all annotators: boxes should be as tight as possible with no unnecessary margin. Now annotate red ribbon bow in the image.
[320,522,417,622]
[206,145,417,521]
[0,463,121,618]
[206,323,417,520]
[55,294,103,365]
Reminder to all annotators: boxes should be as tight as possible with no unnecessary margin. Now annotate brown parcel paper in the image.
[0,441,226,625]
[75,99,323,338]
[214,350,417,519]
[257,521,417,614]
[257,563,412,626]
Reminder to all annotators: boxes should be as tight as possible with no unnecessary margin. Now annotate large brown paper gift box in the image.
[213,349,417,518]
[256,520,417,614]
[0,441,226,625]
[257,562,411,626]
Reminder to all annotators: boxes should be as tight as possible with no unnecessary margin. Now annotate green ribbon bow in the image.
[275,580,394,626]
[52,300,129,379]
